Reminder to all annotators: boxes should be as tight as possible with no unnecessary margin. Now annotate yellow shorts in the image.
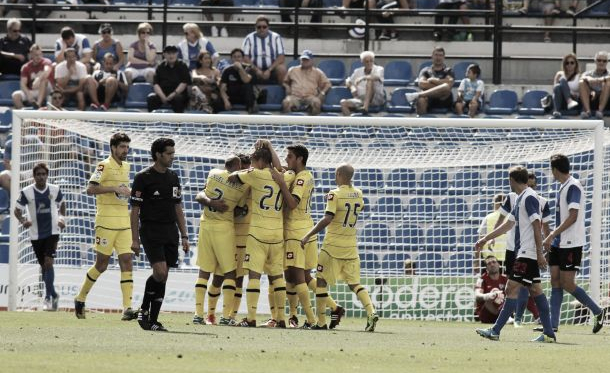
[236,246,246,277]
[243,236,284,276]
[284,238,318,270]
[316,250,361,285]
[95,227,132,256]
[196,223,236,274]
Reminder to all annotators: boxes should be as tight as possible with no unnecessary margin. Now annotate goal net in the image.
[7,111,610,325]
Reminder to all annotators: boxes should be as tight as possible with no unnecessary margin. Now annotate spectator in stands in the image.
[404,259,415,276]
[88,52,128,111]
[0,18,31,76]
[147,45,191,113]
[242,15,287,84]
[91,23,125,71]
[178,23,219,71]
[219,48,256,113]
[579,51,610,119]
[405,46,454,115]
[54,26,94,73]
[433,0,471,41]
[341,50,385,116]
[550,53,580,118]
[54,48,89,111]
[201,0,233,37]
[281,50,331,116]
[280,0,323,25]
[125,23,157,85]
[12,44,52,109]
[41,90,65,111]
[476,194,507,269]
[377,0,412,40]
[455,63,483,118]
[474,255,507,323]
[16,0,53,19]
[190,50,221,113]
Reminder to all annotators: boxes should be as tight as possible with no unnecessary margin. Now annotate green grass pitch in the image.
[0,312,608,373]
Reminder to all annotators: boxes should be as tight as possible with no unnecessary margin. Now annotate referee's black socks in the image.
[141,275,166,322]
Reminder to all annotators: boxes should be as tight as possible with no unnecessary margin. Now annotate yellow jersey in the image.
[234,193,252,248]
[322,184,364,259]
[201,169,248,226]
[285,169,315,240]
[235,168,295,244]
[89,156,130,230]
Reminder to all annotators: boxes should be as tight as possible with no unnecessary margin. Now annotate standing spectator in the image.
[178,23,219,71]
[0,18,31,76]
[405,47,455,115]
[476,194,507,267]
[579,51,610,119]
[242,16,287,85]
[125,23,157,85]
[12,44,52,109]
[191,51,221,113]
[88,52,129,111]
[54,26,93,73]
[475,255,507,323]
[455,63,483,118]
[341,50,385,116]
[14,163,66,311]
[550,53,580,118]
[147,45,191,113]
[54,48,90,111]
[219,48,256,113]
[201,0,233,37]
[433,0,471,41]
[91,23,125,71]
[281,50,331,116]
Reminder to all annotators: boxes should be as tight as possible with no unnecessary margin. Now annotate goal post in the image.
[7,110,609,324]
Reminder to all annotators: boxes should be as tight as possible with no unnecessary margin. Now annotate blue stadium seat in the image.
[377,126,410,139]
[287,59,300,69]
[360,222,391,248]
[64,193,96,217]
[587,0,610,15]
[259,0,279,6]
[323,0,342,6]
[0,80,20,106]
[368,140,395,149]
[457,226,479,251]
[342,126,375,138]
[436,197,469,222]
[359,252,379,272]
[470,197,492,221]
[234,0,257,5]
[52,162,88,187]
[0,218,10,243]
[274,125,308,139]
[384,61,413,86]
[349,60,363,76]
[318,60,346,86]
[125,83,153,109]
[485,89,518,115]
[385,168,417,194]
[187,164,216,189]
[322,87,351,112]
[518,90,548,116]
[380,252,411,274]
[0,243,7,264]
[483,169,509,194]
[304,139,330,149]
[0,74,19,81]
[424,225,457,252]
[171,0,199,4]
[371,196,404,221]
[258,85,285,111]
[0,189,9,214]
[353,168,384,193]
[452,61,477,87]
[393,224,424,251]
[448,169,482,195]
[444,252,474,275]
[56,245,83,266]
[387,88,416,114]
[404,197,436,222]
[310,193,327,219]
[0,109,11,133]
[314,168,336,191]
[416,169,449,195]
[243,124,275,137]
[335,140,362,149]
[416,252,443,275]
[63,218,94,244]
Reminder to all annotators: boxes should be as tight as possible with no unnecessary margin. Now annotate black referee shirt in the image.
[130,166,182,223]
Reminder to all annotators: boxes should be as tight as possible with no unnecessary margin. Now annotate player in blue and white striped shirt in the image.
[241,15,287,85]
[475,166,556,343]
[14,163,66,311]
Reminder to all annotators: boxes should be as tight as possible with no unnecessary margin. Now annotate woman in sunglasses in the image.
[125,22,157,84]
[190,50,222,113]
[549,53,580,119]
[92,23,125,72]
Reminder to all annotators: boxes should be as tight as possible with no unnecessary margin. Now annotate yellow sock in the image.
[354,285,375,315]
[76,266,101,302]
[232,287,242,318]
[207,285,221,316]
[194,278,208,317]
[246,278,261,322]
[120,271,133,310]
[315,286,328,326]
[286,282,298,317]
[268,285,276,320]
[307,278,316,292]
[272,278,287,322]
[296,283,316,324]
[222,279,236,318]
[309,278,337,311]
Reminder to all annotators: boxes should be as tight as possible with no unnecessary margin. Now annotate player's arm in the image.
[14,206,31,228]
[58,201,66,229]
[195,189,228,212]
[270,167,299,210]
[87,182,130,196]
[255,139,282,171]
[543,185,581,249]
[532,218,547,270]
[474,279,494,302]
[175,203,190,253]
[301,213,333,248]
[475,218,514,251]
[130,206,141,255]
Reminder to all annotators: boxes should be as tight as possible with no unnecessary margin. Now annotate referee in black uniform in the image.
[130,137,190,332]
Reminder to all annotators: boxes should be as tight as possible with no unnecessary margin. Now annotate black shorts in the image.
[548,246,582,271]
[140,222,179,268]
[201,0,234,6]
[504,250,515,277]
[428,94,453,111]
[31,235,59,266]
[510,257,541,286]
[97,85,122,103]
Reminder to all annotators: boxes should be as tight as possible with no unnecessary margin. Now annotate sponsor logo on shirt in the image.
[296,179,304,186]
[173,187,181,198]
[286,252,294,259]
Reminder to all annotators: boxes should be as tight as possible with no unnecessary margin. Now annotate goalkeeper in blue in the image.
[475,166,556,343]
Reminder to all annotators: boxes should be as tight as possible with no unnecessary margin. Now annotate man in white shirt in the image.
[54,48,90,110]
[341,50,385,116]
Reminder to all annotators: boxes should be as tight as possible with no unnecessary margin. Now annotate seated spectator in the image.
[474,255,507,324]
[550,53,580,118]
[0,18,31,76]
[455,63,483,118]
[219,48,256,114]
[282,50,331,116]
[341,50,385,116]
[88,53,128,111]
[433,0,471,42]
[147,45,191,113]
[579,51,610,119]
[41,90,65,111]
[404,259,415,276]
[201,0,233,37]
[16,0,53,19]
[178,23,219,71]
[405,46,454,115]
[190,51,221,113]
[12,44,52,109]
[494,0,528,13]
[91,23,125,71]
[280,0,323,25]
[377,0,412,40]
[54,48,89,111]
[54,26,93,73]
[242,16,287,85]
[125,23,157,85]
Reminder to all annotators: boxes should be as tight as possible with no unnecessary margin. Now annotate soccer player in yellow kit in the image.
[301,164,379,331]
[74,132,137,320]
